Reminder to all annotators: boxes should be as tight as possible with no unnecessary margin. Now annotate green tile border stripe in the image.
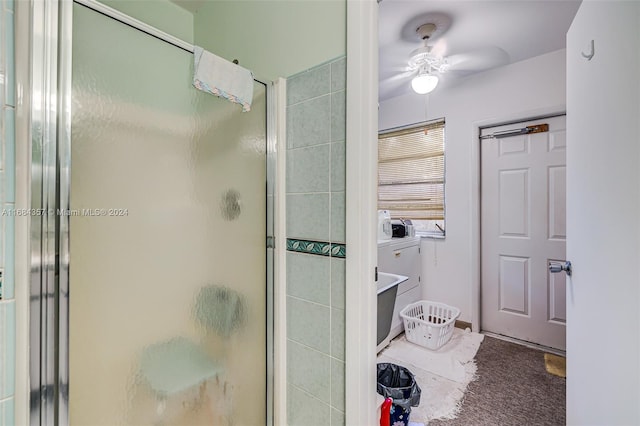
[286,238,346,258]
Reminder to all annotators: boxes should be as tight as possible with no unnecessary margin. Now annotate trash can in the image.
[377,363,421,426]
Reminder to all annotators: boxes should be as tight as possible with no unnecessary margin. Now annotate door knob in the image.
[549,261,572,276]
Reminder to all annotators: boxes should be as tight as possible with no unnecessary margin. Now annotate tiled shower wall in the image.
[286,56,346,426]
[0,0,16,423]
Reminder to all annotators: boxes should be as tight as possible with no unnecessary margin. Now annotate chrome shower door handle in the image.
[549,261,572,276]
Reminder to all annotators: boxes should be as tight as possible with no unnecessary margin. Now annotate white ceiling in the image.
[379,0,581,101]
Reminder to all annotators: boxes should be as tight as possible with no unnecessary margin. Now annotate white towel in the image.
[193,46,254,112]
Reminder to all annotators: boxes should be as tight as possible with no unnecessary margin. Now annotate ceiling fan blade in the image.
[380,66,413,79]
[429,38,448,58]
[379,44,418,78]
[446,47,510,73]
[380,70,415,86]
[379,70,416,100]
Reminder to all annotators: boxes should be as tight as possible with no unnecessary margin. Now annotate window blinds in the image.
[378,120,445,220]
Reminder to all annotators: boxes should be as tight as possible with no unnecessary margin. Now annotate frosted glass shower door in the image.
[69,4,267,425]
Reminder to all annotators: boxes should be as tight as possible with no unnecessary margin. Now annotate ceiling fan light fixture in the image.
[411,71,439,94]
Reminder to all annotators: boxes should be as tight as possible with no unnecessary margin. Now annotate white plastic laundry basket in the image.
[400,300,461,350]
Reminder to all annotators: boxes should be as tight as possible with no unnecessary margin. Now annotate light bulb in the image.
[411,73,439,94]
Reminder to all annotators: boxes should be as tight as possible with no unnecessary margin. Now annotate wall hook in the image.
[581,40,595,61]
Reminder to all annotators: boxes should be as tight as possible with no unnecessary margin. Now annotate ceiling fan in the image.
[383,19,509,96]
[406,23,449,94]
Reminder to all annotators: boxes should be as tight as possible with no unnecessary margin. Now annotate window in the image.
[378,119,445,237]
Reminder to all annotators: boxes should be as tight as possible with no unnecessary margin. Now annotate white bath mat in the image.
[377,328,484,423]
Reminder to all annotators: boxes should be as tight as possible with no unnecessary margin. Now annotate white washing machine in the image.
[377,236,422,351]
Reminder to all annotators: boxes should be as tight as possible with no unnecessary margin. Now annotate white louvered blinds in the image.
[378,120,445,225]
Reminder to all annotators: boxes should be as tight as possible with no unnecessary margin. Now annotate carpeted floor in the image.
[430,336,566,426]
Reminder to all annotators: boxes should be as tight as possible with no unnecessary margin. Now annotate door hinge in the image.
[267,236,275,249]
[375,266,378,281]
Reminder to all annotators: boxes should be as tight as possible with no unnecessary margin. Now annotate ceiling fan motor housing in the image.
[408,23,449,73]
[416,23,437,40]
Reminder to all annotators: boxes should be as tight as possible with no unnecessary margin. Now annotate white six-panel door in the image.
[481,115,567,350]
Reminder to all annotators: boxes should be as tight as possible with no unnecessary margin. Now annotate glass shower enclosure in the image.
[28,1,274,425]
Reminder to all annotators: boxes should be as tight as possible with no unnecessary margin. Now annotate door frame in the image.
[345,0,378,424]
[471,106,566,334]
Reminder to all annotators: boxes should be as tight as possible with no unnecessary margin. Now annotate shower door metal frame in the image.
[27,0,277,425]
